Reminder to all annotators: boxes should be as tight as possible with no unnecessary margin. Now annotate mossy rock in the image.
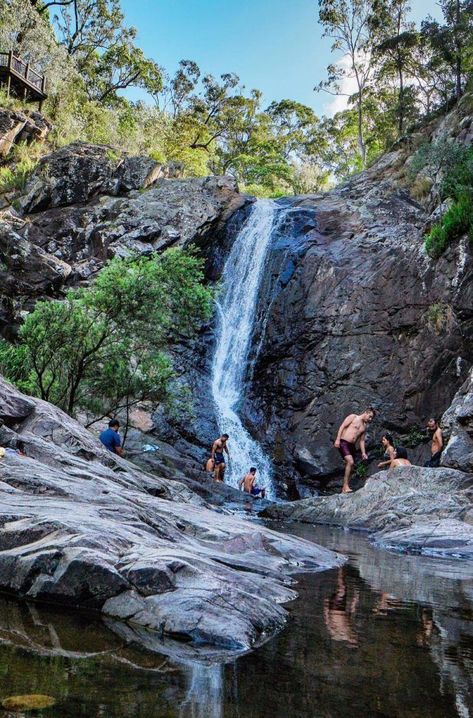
[1,694,56,711]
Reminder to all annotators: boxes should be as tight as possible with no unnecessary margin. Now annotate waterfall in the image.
[211,199,276,499]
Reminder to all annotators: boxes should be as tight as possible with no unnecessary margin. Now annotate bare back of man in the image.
[334,408,375,494]
[240,472,255,493]
[239,468,266,498]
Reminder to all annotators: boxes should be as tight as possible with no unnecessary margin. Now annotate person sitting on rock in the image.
[334,408,375,494]
[390,446,411,468]
[239,467,266,498]
[99,419,124,456]
[378,432,396,469]
[205,456,215,473]
[424,418,443,467]
[211,433,229,482]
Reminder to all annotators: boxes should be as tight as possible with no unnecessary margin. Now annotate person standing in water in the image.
[424,418,443,467]
[334,408,375,493]
[211,433,229,482]
[239,467,266,498]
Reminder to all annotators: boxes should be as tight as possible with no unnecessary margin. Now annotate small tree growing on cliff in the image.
[0,249,213,433]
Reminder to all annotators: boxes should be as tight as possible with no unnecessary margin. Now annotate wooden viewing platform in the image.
[0,51,47,110]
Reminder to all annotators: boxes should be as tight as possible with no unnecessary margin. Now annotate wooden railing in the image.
[0,50,46,94]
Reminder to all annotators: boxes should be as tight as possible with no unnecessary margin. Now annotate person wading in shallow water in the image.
[334,408,375,493]
[424,418,444,467]
[239,467,266,498]
[211,433,229,482]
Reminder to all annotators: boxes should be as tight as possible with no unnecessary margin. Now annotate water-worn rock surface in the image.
[441,367,473,474]
[0,376,343,652]
[262,465,473,559]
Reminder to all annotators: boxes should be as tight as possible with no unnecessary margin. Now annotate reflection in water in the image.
[0,525,472,717]
[179,663,223,718]
[323,567,359,647]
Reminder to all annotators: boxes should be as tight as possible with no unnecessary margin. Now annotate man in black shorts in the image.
[211,433,230,482]
[424,418,443,467]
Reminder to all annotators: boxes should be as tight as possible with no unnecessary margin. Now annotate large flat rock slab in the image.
[262,465,473,559]
[0,377,343,653]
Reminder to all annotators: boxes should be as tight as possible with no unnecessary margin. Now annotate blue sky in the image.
[121,0,442,116]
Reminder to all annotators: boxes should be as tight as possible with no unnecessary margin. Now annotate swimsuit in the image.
[339,439,356,460]
[251,486,263,496]
[215,452,225,465]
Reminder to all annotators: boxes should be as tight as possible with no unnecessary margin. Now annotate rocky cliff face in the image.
[1,99,472,498]
[0,138,248,335]
[244,174,473,494]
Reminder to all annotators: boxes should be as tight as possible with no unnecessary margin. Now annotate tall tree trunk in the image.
[454,0,462,99]
[398,64,404,136]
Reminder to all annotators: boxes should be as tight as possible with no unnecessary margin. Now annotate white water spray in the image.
[211,199,276,498]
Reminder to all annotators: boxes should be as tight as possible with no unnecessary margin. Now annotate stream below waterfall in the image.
[1,524,472,718]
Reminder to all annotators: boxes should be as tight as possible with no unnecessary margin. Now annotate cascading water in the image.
[211,199,277,499]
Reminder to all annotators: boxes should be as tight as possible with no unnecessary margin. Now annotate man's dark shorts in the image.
[424,450,442,468]
[339,440,356,461]
[215,452,225,465]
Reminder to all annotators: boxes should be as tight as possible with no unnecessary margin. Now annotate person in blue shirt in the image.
[99,419,123,456]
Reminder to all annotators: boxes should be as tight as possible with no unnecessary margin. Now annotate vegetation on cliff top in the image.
[0,0,472,197]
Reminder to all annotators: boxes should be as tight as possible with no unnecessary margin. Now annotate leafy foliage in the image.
[413,141,473,256]
[0,250,213,425]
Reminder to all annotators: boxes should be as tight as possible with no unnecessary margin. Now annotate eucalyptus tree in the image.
[421,0,473,101]
[369,0,419,136]
[317,0,376,167]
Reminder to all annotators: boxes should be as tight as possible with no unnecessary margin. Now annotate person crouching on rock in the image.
[99,419,124,457]
[378,432,396,469]
[390,446,411,468]
[424,418,443,467]
[239,467,266,498]
[211,433,229,482]
[334,408,375,493]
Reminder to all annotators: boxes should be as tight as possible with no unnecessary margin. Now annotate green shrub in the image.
[0,159,35,193]
[425,194,473,257]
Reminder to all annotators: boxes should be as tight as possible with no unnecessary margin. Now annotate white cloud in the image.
[322,52,373,117]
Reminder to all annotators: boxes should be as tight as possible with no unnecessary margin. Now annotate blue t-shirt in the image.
[99,428,121,453]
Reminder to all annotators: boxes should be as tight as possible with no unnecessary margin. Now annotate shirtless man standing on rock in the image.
[424,418,443,467]
[211,433,229,482]
[334,408,375,493]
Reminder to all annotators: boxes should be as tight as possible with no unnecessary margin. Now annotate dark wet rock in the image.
[441,368,473,473]
[0,150,247,332]
[126,431,271,510]
[0,213,71,335]
[0,376,343,652]
[114,155,163,192]
[262,465,473,559]
[0,107,51,157]
[243,179,473,493]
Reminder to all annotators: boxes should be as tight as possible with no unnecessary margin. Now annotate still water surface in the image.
[1,524,472,718]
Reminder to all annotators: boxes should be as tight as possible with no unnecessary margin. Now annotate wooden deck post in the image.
[6,50,12,98]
